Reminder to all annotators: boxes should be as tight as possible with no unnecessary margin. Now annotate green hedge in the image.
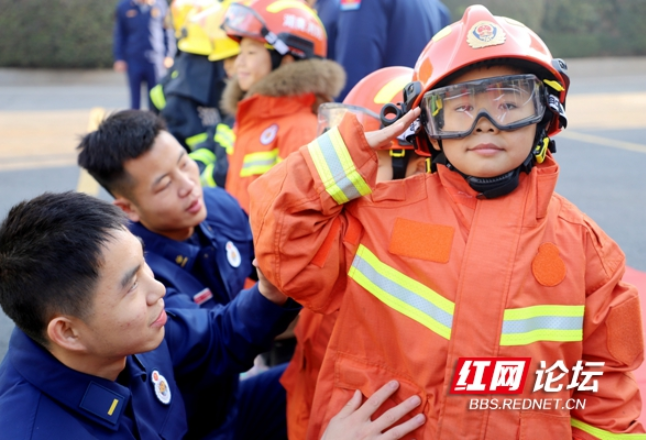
[0,0,644,68]
[443,0,646,58]
[0,0,120,68]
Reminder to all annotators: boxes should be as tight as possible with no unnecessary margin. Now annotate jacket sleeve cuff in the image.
[234,284,301,344]
[304,113,377,205]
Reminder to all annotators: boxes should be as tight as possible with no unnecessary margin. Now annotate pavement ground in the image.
[1,57,646,424]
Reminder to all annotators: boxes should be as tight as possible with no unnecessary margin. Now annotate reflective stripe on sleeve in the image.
[240,149,280,177]
[571,418,646,440]
[186,132,208,150]
[307,127,371,205]
[200,163,217,187]
[500,305,584,346]
[214,124,235,155]
[149,84,166,110]
[189,148,216,165]
[348,244,454,339]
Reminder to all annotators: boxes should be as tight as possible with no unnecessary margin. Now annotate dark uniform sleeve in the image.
[113,3,127,62]
[165,284,300,378]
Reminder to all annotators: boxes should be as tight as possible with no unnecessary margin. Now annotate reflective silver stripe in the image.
[317,130,362,201]
[503,316,583,334]
[352,253,454,330]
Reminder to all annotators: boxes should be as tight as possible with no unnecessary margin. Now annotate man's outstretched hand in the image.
[321,380,425,440]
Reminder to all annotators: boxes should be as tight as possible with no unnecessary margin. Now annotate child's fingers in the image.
[365,108,421,149]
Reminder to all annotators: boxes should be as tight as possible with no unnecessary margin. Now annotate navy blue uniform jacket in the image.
[0,296,299,439]
[113,0,175,64]
[323,0,451,100]
[130,187,254,310]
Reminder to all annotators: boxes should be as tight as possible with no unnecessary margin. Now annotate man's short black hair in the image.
[0,192,126,347]
[77,110,166,196]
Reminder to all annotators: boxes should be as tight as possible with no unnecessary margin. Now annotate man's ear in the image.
[46,316,87,353]
[113,197,140,223]
[280,54,295,66]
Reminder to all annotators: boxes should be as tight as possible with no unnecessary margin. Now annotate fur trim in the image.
[221,58,346,115]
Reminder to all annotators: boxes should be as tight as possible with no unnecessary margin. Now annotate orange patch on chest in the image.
[388,218,454,263]
[531,242,566,286]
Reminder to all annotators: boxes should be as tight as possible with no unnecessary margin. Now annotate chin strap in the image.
[390,149,411,180]
[433,127,554,199]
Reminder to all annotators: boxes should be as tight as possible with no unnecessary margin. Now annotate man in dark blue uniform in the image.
[114,0,176,109]
[315,0,451,101]
[77,109,294,438]
[0,191,300,439]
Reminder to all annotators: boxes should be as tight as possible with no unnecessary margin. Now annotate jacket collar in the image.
[436,152,559,220]
[220,58,345,115]
[8,328,148,431]
[130,221,215,273]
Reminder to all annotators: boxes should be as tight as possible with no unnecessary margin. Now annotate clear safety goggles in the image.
[221,3,289,54]
[420,74,547,139]
[317,103,381,136]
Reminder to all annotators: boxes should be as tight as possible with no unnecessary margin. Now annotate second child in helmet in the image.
[220,0,345,212]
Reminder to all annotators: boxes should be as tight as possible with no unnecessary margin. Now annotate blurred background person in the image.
[151,0,239,154]
[313,0,451,101]
[113,0,176,109]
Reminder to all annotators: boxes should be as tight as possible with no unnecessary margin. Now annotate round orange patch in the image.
[531,242,566,287]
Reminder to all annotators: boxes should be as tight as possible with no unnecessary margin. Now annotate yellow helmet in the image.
[175,0,219,55]
[171,0,214,38]
[203,0,242,61]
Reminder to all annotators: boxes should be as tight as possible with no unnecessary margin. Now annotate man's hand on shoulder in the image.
[254,259,288,306]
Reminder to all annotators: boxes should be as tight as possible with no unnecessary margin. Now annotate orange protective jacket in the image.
[221,58,345,212]
[249,115,645,440]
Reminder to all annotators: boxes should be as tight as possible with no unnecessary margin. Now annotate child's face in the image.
[431,65,537,178]
[235,38,272,92]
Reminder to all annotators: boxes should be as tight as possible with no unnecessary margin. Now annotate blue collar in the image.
[129,221,214,273]
[8,329,149,430]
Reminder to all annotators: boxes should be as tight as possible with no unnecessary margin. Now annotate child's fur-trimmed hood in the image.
[221,58,346,115]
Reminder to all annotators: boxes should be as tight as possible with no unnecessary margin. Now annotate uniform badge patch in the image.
[226,241,242,268]
[126,9,138,18]
[260,124,278,145]
[151,370,171,405]
[531,242,566,287]
[340,0,361,11]
[193,288,213,305]
[466,21,506,49]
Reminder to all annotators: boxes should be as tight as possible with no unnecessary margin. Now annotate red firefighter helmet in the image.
[318,67,413,148]
[222,0,326,59]
[405,4,568,154]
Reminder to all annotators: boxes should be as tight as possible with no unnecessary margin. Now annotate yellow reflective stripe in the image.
[214,124,235,153]
[240,149,279,177]
[328,128,372,197]
[189,148,216,165]
[307,127,372,205]
[186,132,208,150]
[504,305,585,320]
[571,418,646,440]
[501,305,584,346]
[348,244,454,339]
[308,139,348,204]
[200,163,217,187]
[149,84,166,110]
